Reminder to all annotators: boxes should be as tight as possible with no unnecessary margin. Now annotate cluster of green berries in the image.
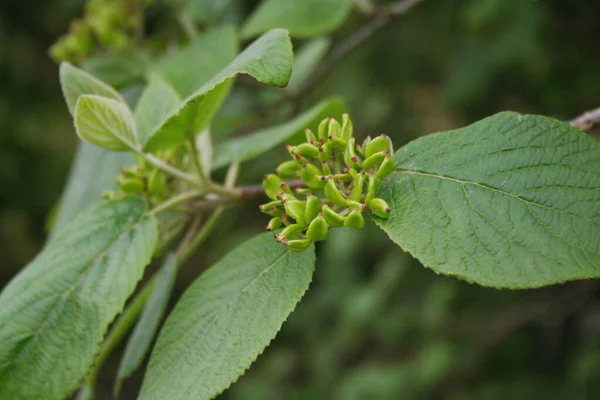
[103,148,182,206]
[50,0,148,63]
[261,114,393,252]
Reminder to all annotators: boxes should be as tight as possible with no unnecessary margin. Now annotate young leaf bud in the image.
[263,174,287,200]
[341,113,353,141]
[321,204,346,227]
[365,134,392,158]
[147,169,167,197]
[361,151,386,171]
[305,128,317,144]
[375,152,395,179]
[279,223,304,241]
[350,171,366,202]
[343,208,365,229]
[324,177,347,207]
[368,198,392,219]
[300,163,325,189]
[364,173,381,205]
[296,143,320,159]
[283,199,307,226]
[275,160,301,179]
[304,193,322,222]
[266,217,282,231]
[306,214,328,242]
[284,238,312,252]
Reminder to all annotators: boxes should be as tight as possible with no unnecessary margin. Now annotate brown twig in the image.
[284,0,425,100]
[569,106,600,131]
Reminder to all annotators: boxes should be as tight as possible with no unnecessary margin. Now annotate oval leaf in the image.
[144,28,293,152]
[374,112,600,288]
[60,62,125,115]
[0,197,158,400]
[138,233,316,400]
[212,98,345,170]
[242,0,352,39]
[115,254,178,395]
[134,77,180,145]
[75,94,140,152]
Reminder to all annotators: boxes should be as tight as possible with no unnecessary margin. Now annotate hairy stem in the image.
[188,137,207,183]
[150,190,205,215]
[141,153,202,187]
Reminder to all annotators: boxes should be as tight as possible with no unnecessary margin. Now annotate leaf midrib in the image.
[394,168,599,229]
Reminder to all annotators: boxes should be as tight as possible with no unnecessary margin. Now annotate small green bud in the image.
[343,137,361,169]
[324,177,347,207]
[275,160,301,179]
[375,152,394,179]
[321,162,331,175]
[296,143,320,159]
[355,143,365,160]
[361,151,386,171]
[328,134,347,149]
[350,171,366,202]
[263,174,287,200]
[343,208,365,229]
[266,217,282,231]
[364,173,381,205]
[259,200,282,214]
[300,163,325,189]
[306,214,328,242]
[365,134,392,158]
[368,198,392,218]
[295,187,314,196]
[317,117,329,142]
[318,141,333,162]
[305,128,317,144]
[277,223,304,241]
[341,113,353,141]
[147,169,167,197]
[283,199,307,226]
[328,117,342,138]
[117,175,145,193]
[284,238,312,252]
[321,204,346,227]
[304,193,322,222]
[345,199,365,210]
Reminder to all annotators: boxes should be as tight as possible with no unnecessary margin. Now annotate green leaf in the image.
[75,94,140,152]
[288,37,331,87]
[60,62,125,115]
[134,77,181,145]
[151,26,238,98]
[242,0,352,39]
[144,28,293,153]
[0,197,158,400]
[374,112,600,288]
[138,233,315,400]
[188,0,232,23]
[212,98,345,170]
[115,254,177,395]
[52,142,132,235]
[81,53,147,89]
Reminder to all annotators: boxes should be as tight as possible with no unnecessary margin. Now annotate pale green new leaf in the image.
[151,25,238,98]
[288,37,331,87]
[375,112,600,288]
[115,254,177,394]
[0,197,158,400]
[134,77,180,145]
[212,98,345,170]
[242,0,352,39]
[138,233,316,400]
[144,28,293,152]
[75,94,140,152]
[60,62,125,115]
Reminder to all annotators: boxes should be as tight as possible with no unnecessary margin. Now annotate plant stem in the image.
[150,190,205,215]
[141,152,202,187]
[188,137,207,183]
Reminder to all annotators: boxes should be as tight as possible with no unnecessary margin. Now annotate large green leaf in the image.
[60,62,125,115]
[75,94,140,152]
[138,233,315,400]
[0,197,158,400]
[374,112,600,288]
[188,0,233,23]
[115,254,178,394]
[144,28,293,152]
[134,77,181,145]
[212,98,345,170]
[151,26,238,98]
[81,53,147,89]
[242,0,352,39]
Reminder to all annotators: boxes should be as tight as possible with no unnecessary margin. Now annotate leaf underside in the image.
[375,111,600,289]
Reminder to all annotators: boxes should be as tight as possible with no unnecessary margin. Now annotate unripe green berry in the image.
[284,238,312,252]
[328,117,342,138]
[368,198,392,218]
[350,171,366,202]
[317,118,329,142]
[328,134,347,149]
[300,163,325,189]
[324,177,347,207]
[263,174,287,200]
[148,169,167,197]
[266,217,282,231]
[304,193,322,222]
[117,175,145,193]
[364,173,381,205]
[341,113,353,141]
[277,223,304,242]
[305,128,317,144]
[365,134,392,158]
[318,141,333,162]
[321,204,346,227]
[361,151,386,171]
[275,160,301,179]
[375,152,395,179]
[283,199,307,226]
[343,208,365,229]
[306,214,329,242]
[259,200,282,214]
[296,143,320,159]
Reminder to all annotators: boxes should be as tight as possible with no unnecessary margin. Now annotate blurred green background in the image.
[2,0,600,399]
